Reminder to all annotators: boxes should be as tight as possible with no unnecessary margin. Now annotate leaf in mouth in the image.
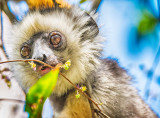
[25,65,60,118]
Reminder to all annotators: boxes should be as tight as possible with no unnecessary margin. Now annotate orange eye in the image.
[50,35,61,47]
[49,31,63,48]
[20,46,31,58]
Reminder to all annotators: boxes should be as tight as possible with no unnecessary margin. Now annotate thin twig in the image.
[0,59,54,69]
[0,68,10,73]
[0,8,9,58]
[0,98,25,103]
[0,59,109,118]
[0,9,2,45]
[60,73,100,110]
[60,73,109,118]
[1,0,16,23]
[90,0,101,12]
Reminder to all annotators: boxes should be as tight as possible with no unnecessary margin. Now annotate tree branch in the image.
[0,0,16,23]
[0,59,110,118]
[90,0,101,12]
[0,98,25,103]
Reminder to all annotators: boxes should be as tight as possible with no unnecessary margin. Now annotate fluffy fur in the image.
[4,5,157,118]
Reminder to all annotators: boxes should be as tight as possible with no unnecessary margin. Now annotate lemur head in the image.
[4,1,104,96]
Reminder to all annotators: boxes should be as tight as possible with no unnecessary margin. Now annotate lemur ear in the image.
[81,12,99,40]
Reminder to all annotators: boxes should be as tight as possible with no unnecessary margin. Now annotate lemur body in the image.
[4,2,157,118]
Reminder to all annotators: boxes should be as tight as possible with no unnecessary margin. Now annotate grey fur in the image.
[87,59,157,117]
[3,5,157,118]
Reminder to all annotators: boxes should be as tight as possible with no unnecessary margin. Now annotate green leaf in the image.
[75,93,80,99]
[25,66,60,118]
[80,0,88,4]
[138,11,158,35]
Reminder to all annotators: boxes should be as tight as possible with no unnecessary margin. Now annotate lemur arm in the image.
[58,91,93,118]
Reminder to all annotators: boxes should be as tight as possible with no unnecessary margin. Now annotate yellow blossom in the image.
[75,93,80,99]
[81,86,87,92]
[28,62,36,68]
[99,103,103,105]
[61,60,71,70]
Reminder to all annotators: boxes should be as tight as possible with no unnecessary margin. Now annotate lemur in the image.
[3,0,157,118]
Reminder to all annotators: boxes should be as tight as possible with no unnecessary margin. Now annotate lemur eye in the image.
[49,31,63,48]
[50,35,61,46]
[20,46,31,58]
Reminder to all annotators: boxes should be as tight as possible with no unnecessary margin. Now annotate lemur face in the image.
[4,6,104,95]
[14,7,102,77]
[20,31,67,76]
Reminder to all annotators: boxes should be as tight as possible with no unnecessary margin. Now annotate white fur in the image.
[4,7,104,96]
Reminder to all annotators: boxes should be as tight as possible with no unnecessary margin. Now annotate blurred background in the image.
[0,0,160,117]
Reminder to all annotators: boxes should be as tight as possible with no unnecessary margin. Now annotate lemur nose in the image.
[34,54,47,65]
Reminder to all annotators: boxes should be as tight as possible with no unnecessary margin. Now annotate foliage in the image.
[25,66,60,118]
[61,60,71,70]
[75,85,86,99]
[80,0,88,4]
[138,11,158,35]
